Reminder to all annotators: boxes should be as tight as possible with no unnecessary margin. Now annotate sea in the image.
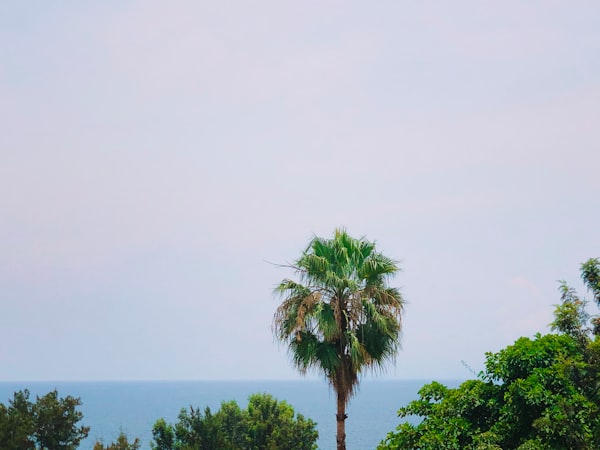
[0,379,462,450]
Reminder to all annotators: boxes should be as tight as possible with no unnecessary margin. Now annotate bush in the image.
[151,392,318,450]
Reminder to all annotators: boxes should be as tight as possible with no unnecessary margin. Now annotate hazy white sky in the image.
[1,1,599,381]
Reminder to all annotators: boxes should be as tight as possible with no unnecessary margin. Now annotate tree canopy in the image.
[0,389,89,450]
[151,392,318,450]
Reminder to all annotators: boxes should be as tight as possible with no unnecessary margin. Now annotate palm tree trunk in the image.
[336,390,347,450]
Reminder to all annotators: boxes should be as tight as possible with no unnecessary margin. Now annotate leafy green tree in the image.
[0,390,36,450]
[551,281,589,340]
[379,332,600,450]
[151,392,317,450]
[0,389,89,450]
[173,405,228,450]
[581,258,600,304]
[32,390,90,450]
[151,419,175,450]
[379,260,600,450]
[581,258,600,335]
[215,400,246,449]
[93,432,141,450]
[273,229,404,450]
[243,393,317,450]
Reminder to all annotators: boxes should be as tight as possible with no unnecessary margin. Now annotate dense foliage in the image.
[0,390,315,450]
[0,389,89,450]
[379,258,600,450]
[273,229,404,450]
[151,392,318,450]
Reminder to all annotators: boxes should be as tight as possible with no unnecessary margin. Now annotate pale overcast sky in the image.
[1,1,599,381]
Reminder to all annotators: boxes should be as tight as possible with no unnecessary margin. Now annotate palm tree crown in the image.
[273,229,404,450]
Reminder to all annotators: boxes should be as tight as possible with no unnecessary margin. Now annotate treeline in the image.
[0,392,317,450]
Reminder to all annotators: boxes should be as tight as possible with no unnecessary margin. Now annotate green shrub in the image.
[151,392,318,450]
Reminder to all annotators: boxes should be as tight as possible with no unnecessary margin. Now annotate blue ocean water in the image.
[0,380,461,449]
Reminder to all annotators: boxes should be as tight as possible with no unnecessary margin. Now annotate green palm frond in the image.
[314,302,338,340]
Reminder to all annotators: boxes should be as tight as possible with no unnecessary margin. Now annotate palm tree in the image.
[273,229,404,450]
